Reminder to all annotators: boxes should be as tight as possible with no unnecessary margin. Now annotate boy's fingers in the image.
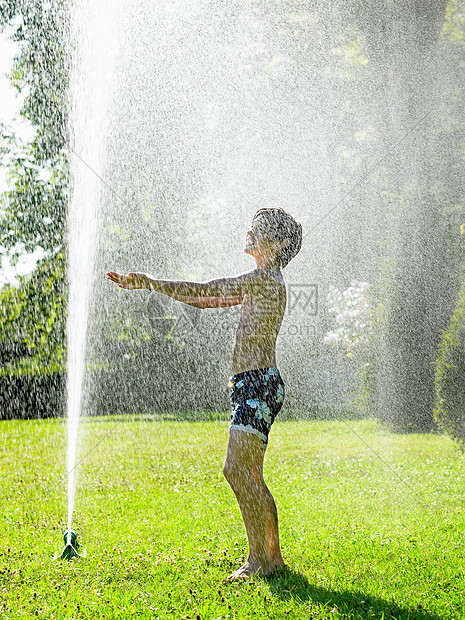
[107,272,140,288]
[107,272,127,285]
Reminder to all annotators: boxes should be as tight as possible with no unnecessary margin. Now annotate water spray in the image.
[55,0,118,564]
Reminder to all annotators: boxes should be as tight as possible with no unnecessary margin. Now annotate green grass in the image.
[1,416,465,619]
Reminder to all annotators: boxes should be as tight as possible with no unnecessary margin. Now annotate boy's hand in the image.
[106,271,147,290]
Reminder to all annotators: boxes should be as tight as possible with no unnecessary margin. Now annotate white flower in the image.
[324,333,339,345]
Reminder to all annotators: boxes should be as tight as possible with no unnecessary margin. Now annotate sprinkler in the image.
[54,529,86,561]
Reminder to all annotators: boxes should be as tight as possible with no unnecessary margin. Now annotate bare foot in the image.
[225,560,275,581]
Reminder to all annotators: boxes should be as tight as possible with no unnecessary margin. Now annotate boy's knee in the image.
[223,458,247,484]
[223,459,236,482]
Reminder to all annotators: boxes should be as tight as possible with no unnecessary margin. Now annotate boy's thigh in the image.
[225,429,265,474]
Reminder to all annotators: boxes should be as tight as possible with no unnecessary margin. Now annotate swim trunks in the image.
[228,367,285,445]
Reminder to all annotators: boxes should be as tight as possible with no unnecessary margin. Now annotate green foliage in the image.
[442,0,465,47]
[434,274,465,443]
[0,127,68,254]
[1,0,70,160]
[351,362,376,418]
[0,1,70,381]
[0,0,69,249]
[332,27,369,81]
[0,252,66,376]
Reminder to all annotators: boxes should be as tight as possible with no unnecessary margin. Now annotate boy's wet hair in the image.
[252,207,302,268]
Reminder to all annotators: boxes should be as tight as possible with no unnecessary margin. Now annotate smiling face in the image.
[244,214,283,266]
[244,215,268,253]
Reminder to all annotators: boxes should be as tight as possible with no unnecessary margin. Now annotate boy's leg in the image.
[251,450,285,567]
[223,429,275,579]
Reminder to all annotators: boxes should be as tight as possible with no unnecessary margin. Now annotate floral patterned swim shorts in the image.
[228,367,285,445]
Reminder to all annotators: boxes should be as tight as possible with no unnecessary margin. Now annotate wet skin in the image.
[107,214,288,578]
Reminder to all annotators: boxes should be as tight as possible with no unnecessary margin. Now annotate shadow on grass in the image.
[267,566,443,620]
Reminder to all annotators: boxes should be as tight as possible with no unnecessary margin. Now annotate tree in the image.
[0,1,69,382]
[336,0,460,430]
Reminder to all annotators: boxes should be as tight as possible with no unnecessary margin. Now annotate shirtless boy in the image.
[107,207,302,579]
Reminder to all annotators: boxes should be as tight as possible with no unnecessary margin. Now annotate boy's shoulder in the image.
[237,267,282,279]
[239,268,285,290]
[254,268,284,282]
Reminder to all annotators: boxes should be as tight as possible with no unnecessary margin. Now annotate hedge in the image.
[434,274,465,444]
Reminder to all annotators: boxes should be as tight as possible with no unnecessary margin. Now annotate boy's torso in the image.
[231,271,286,375]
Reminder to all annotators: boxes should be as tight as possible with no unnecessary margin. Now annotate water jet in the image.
[60,0,118,563]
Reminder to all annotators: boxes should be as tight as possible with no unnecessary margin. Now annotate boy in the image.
[107,207,302,579]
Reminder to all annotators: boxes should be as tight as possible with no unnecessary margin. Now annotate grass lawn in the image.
[1,415,464,619]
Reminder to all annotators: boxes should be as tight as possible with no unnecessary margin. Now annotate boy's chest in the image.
[239,289,285,327]
[240,294,271,326]
[240,294,254,324]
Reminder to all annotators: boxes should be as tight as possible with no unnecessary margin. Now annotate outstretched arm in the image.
[170,293,243,309]
[107,270,262,298]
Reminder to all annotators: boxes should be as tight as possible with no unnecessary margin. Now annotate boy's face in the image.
[244,215,279,260]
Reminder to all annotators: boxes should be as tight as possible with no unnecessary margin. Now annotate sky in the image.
[0,28,43,287]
